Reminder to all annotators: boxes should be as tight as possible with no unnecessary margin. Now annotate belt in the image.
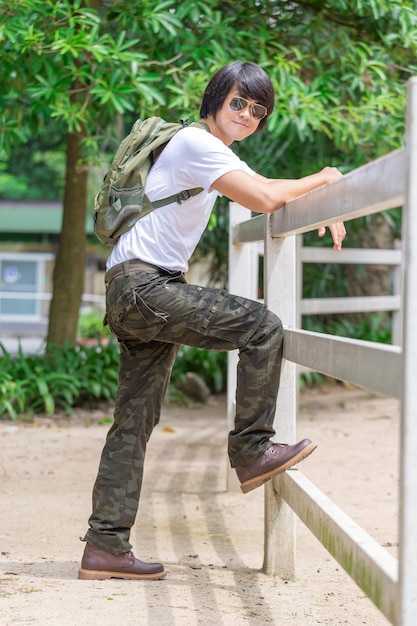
[105,259,162,285]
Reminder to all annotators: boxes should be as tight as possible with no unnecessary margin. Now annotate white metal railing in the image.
[227,77,417,626]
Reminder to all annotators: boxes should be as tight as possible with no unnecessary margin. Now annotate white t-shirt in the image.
[107,125,254,272]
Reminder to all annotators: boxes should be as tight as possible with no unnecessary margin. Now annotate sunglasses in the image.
[229,96,268,121]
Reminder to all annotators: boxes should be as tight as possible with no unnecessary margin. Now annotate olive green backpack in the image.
[93,117,207,246]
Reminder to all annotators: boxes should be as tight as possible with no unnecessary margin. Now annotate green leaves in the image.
[0,373,26,421]
[2,0,416,157]
[0,341,120,419]
[171,346,227,394]
[0,1,168,149]
[146,0,183,36]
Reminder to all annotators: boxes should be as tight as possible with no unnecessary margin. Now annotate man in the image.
[79,61,346,581]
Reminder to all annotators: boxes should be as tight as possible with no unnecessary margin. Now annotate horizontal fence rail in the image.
[283,328,403,398]
[300,294,400,315]
[275,470,398,624]
[271,148,405,237]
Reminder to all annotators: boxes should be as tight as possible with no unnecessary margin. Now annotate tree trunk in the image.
[46,0,102,348]
[46,127,88,347]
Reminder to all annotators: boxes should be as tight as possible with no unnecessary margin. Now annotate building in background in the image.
[0,200,106,339]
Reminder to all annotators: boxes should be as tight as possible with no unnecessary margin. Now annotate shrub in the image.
[170,345,227,394]
[0,340,120,419]
[77,311,111,340]
[0,339,227,420]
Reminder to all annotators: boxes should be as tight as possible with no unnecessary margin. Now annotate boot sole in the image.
[240,442,318,494]
[78,568,166,580]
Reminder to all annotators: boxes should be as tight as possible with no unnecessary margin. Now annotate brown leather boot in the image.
[78,542,166,580]
[236,439,317,493]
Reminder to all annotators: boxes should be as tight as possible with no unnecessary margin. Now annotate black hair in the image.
[199,61,274,133]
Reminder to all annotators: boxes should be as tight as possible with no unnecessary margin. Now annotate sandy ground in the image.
[0,383,399,626]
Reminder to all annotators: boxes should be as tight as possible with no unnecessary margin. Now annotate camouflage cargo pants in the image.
[85,260,283,555]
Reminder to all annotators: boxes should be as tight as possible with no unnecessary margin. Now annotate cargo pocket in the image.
[187,290,230,336]
[130,289,169,342]
[107,286,168,342]
[187,288,267,347]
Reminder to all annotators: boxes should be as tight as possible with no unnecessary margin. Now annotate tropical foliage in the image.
[0,340,120,419]
[0,337,228,420]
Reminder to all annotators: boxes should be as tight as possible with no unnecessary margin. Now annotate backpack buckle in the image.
[177,190,192,204]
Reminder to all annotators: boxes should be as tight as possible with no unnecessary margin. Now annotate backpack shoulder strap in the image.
[150,121,211,210]
[191,121,210,132]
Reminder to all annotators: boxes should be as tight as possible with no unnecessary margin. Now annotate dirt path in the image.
[0,384,399,625]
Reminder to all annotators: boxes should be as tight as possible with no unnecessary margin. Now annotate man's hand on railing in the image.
[318,222,346,251]
[316,167,346,251]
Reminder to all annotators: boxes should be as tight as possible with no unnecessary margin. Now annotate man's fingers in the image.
[318,223,346,249]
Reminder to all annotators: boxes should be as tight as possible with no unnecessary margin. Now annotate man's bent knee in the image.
[248,308,283,347]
